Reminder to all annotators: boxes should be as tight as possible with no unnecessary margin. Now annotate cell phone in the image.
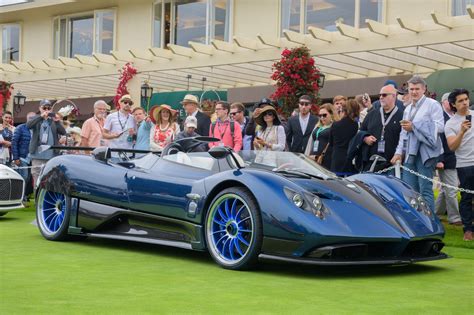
[466,115,472,122]
[400,119,409,124]
[48,112,56,118]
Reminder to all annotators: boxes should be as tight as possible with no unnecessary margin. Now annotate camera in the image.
[47,112,56,118]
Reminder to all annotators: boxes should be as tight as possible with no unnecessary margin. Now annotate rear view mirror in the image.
[92,147,111,163]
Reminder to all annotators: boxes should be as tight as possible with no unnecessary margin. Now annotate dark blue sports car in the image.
[35,140,447,270]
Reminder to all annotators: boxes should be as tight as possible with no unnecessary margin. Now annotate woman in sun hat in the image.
[149,104,180,152]
[253,105,286,152]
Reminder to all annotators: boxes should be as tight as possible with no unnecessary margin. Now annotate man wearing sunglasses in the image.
[230,102,251,150]
[360,85,403,171]
[103,94,136,149]
[286,95,318,153]
[27,99,67,184]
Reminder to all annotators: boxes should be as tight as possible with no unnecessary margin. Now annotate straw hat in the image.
[149,104,177,124]
[180,94,199,106]
[255,105,280,126]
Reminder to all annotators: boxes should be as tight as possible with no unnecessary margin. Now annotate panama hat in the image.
[255,105,281,126]
[180,94,199,106]
[149,104,177,124]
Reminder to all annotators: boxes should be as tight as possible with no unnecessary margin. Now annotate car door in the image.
[126,158,213,221]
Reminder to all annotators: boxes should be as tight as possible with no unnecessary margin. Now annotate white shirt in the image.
[445,110,474,168]
[299,114,310,135]
[395,96,444,158]
[104,111,136,149]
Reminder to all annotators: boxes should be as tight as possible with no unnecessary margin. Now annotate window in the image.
[1,23,20,63]
[281,0,383,34]
[452,0,474,16]
[153,0,232,48]
[53,9,116,58]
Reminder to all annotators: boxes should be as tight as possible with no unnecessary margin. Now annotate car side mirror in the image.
[208,146,229,159]
[92,147,111,163]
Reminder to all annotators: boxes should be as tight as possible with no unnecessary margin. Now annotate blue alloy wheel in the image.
[205,187,262,270]
[36,189,71,241]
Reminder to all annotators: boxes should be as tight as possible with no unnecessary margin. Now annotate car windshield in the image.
[238,151,337,179]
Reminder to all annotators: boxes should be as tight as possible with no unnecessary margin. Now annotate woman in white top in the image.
[253,105,286,151]
[149,104,180,152]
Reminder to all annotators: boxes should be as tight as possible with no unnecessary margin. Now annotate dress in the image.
[150,122,180,151]
[0,125,14,163]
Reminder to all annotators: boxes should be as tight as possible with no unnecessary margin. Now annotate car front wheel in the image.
[205,187,262,270]
[36,189,72,241]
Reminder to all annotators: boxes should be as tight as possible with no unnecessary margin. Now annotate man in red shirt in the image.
[209,101,242,152]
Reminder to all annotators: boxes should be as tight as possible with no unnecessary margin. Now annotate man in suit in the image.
[286,95,318,153]
[181,94,211,137]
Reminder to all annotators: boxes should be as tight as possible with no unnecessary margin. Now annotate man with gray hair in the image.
[80,100,108,148]
[435,93,461,225]
[391,76,444,212]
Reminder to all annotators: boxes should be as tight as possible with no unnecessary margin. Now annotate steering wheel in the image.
[161,142,184,156]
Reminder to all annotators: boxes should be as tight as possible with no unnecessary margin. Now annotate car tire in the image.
[205,187,262,270]
[36,189,74,241]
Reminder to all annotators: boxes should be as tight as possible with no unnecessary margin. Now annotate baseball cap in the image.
[40,99,52,107]
[184,116,198,128]
[384,80,398,89]
[257,98,274,107]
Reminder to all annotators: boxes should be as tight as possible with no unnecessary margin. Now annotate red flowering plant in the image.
[113,62,138,109]
[0,81,13,116]
[270,46,322,116]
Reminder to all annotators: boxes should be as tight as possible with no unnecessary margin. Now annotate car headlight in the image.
[404,194,433,218]
[292,193,304,208]
[284,187,328,219]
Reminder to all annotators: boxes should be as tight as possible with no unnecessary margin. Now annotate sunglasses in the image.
[299,102,311,106]
[42,106,52,110]
[264,112,274,116]
[229,111,241,116]
[318,113,328,118]
[122,100,133,105]
[379,93,394,98]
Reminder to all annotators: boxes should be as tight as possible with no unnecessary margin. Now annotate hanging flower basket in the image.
[270,46,322,115]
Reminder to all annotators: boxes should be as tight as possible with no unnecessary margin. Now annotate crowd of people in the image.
[0,75,472,241]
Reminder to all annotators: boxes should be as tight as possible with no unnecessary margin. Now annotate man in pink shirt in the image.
[209,101,242,152]
[80,100,107,148]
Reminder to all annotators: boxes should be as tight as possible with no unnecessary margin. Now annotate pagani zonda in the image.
[35,139,447,270]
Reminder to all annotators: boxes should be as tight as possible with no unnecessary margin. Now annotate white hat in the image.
[180,94,199,105]
[67,126,82,135]
[184,116,198,128]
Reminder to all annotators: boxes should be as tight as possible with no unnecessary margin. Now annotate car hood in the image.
[286,176,442,238]
[0,164,23,181]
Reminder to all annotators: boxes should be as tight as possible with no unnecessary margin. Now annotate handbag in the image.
[315,143,329,165]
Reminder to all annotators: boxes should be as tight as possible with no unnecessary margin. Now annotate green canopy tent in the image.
[425,68,474,102]
[142,90,227,120]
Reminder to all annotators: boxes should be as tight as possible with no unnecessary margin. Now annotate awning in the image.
[1,9,473,101]
[425,68,474,99]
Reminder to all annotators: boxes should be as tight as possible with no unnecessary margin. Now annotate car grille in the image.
[0,179,23,201]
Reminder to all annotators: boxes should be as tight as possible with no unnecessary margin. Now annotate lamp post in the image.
[140,81,153,112]
[13,91,26,114]
[317,73,326,89]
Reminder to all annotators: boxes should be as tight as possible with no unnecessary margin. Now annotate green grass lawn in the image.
[1,204,473,315]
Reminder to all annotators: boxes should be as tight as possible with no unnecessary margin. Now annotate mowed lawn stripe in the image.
[1,206,472,314]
